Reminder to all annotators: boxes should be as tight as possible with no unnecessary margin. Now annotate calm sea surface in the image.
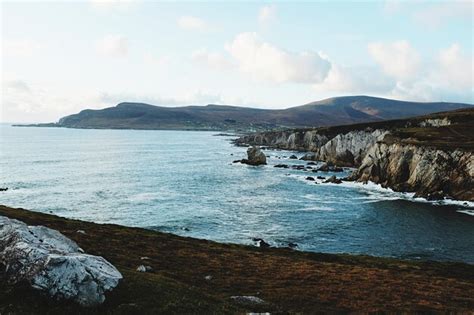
[1,125,473,263]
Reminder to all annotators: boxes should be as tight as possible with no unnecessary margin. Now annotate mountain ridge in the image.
[17,95,473,131]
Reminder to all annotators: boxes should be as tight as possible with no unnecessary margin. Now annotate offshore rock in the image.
[0,216,122,306]
[239,146,267,166]
[324,176,342,184]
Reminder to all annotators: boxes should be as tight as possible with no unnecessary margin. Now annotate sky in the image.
[1,0,473,123]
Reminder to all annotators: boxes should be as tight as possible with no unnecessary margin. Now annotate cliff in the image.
[236,108,474,201]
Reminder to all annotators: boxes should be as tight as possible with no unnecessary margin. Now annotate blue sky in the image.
[2,0,473,122]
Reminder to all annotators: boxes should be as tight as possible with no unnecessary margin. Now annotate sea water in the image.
[1,125,473,263]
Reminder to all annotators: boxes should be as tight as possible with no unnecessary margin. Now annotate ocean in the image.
[1,125,473,263]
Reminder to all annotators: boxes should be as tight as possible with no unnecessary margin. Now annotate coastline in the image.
[1,205,473,313]
[235,108,474,202]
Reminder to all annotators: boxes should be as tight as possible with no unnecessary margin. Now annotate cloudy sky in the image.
[1,0,473,123]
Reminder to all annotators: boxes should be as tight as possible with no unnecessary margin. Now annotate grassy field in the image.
[1,205,473,314]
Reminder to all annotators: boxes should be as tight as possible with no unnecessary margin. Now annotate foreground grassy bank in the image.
[1,205,473,314]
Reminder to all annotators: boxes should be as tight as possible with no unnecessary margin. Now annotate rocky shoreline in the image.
[235,108,474,201]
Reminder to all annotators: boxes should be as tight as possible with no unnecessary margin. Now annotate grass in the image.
[1,205,474,313]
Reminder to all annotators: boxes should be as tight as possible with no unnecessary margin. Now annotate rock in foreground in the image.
[0,216,122,306]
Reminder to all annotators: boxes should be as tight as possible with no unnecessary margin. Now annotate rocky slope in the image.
[17,96,472,131]
[236,108,474,201]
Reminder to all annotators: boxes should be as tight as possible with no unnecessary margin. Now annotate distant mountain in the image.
[20,96,473,131]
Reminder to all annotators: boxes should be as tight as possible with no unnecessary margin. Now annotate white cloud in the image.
[259,5,276,24]
[368,40,420,80]
[225,32,331,84]
[89,0,138,11]
[412,1,472,29]
[143,52,170,67]
[436,43,472,89]
[383,0,402,15]
[1,79,106,123]
[2,39,41,57]
[98,90,234,106]
[177,16,208,31]
[191,49,234,71]
[313,65,394,95]
[96,35,128,57]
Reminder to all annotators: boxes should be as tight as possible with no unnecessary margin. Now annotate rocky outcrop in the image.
[313,129,388,166]
[237,130,329,152]
[236,109,474,201]
[0,216,122,306]
[236,146,267,166]
[350,143,474,201]
[237,129,387,167]
[419,118,451,127]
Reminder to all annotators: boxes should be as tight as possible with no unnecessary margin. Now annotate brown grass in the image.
[1,205,473,314]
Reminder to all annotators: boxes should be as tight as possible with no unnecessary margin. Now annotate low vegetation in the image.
[1,205,473,313]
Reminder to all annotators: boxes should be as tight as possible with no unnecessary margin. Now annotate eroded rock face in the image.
[350,143,474,201]
[236,130,329,152]
[240,146,267,166]
[0,216,122,306]
[236,129,387,167]
[235,116,473,201]
[313,130,388,166]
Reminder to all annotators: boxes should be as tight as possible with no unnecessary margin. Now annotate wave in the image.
[288,173,474,210]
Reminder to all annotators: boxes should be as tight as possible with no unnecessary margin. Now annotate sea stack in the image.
[241,146,267,166]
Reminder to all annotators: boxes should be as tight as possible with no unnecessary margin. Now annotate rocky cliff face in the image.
[237,129,387,167]
[235,108,474,201]
[313,129,388,166]
[350,143,474,201]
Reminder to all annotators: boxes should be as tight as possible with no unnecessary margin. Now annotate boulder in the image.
[252,238,270,248]
[137,265,153,272]
[0,216,122,306]
[318,163,330,172]
[292,165,305,170]
[289,154,298,159]
[230,295,265,305]
[324,175,342,184]
[274,164,289,168]
[300,153,315,161]
[239,146,267,166]
[318,163,343,172]
[305,176,315,181]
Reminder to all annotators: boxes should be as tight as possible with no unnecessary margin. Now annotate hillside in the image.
[1,205,473,313]
[17,96,472,131]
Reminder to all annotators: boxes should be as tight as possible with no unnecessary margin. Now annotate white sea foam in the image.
[290,172,474,209]
[299,206,335,211]
[457,210,474,217]
[340,181,474,209]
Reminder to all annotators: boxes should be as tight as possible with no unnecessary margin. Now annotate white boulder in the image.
[0,216,122,306]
